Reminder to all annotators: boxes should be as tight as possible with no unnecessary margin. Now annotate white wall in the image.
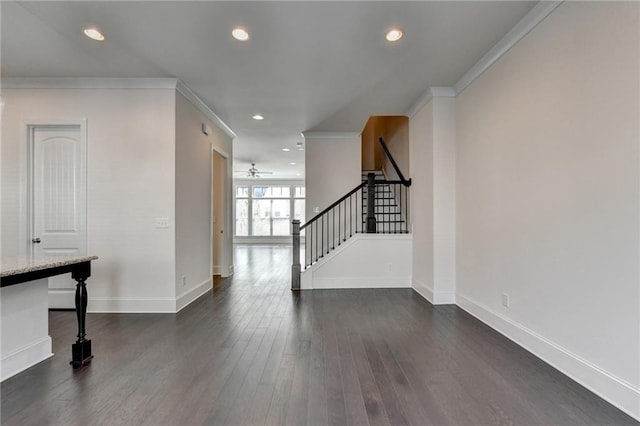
[1,88,177,311]
[409,91,457,304]
[175,91,233,306]
[456,2,639,417]
[432,95,457,303]
[408,102,435,299]
[304,133,361,221]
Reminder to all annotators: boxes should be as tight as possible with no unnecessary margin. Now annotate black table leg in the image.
[71,263,93,367]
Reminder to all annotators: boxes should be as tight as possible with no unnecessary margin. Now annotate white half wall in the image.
[456,2,639,419]
[300,234,412,290]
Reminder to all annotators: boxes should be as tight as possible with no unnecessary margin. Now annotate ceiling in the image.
[1,1,536,179]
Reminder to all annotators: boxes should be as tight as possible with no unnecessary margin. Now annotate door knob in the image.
[32,237,41,244]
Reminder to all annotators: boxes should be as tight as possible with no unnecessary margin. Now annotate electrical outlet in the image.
[181,276,187,287]
[502,293,510,308]
[155,218,170,229]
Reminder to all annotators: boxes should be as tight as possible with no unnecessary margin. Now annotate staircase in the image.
[291,137,411,289]
[362,171,408,234]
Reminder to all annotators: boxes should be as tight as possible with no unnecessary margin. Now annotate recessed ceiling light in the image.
[83,27,105,41]
[232,27,250,41]
[252,114,264,120]
[385,28,403,42]
[282,148,290,152]
[298,148,304,151]
[289,162,296,165]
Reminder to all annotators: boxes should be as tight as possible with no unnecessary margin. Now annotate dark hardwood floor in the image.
[1,244,637,425]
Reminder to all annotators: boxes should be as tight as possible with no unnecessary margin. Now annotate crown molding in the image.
[1,77,237,140]
[0,77,179,90]
[175,80,236,140]
[405,86,455,118]
[405,1,562,118]
[454,1,563,95]
[430,87,456,98]
[302,131,361,139]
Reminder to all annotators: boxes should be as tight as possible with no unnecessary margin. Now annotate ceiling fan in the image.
[234,163,273,179]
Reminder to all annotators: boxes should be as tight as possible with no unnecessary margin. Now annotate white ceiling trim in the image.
[405,87,455,118]
[430,87,456,98]
[1,77,237,140]
[405,90,433,119]
[176,80,236,140]
[405,0,563,118]
[1,77,179,90]
[303,131,361,139]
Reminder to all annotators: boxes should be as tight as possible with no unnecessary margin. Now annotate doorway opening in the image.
[212,148,231,282]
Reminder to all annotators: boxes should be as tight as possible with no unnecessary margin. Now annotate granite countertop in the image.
[1,255,98,277]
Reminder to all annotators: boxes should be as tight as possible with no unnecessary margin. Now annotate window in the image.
[235,187,249,236]
[236,186,249,197]
[235,183,305,237]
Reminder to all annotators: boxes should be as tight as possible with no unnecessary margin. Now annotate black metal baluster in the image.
[407,185,410,233]
[395,183,398,234]
[404,185,407,233]
[344,198,347,241]
[327,212,330,254]
[398,183,400,234]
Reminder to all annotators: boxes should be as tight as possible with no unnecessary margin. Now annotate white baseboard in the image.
[412,279,456,305]
[87,279,212,314]
[412,279,434,303]
[310,277,411,290]
[1,336,53,382]
[48,289,75,309]
[433,290,456,305]
[88,297,177,313]
[176,278,211,312]
[456,293,640,421]
[222,265,234,278]
[212,265,222,275]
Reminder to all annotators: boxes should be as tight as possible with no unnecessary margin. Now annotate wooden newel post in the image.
[366,173,377,233]
[291,219,301,290]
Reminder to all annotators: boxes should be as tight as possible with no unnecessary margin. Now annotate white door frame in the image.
[24,119,88,257]
[211,145,232,277]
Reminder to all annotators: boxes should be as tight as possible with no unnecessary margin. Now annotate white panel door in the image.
[31,125,86,308]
